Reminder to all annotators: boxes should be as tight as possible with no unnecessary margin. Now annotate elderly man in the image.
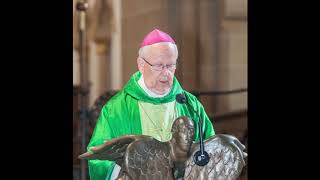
[87,29,215,180]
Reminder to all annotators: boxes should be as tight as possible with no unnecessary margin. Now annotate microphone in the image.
[176,93,209,166]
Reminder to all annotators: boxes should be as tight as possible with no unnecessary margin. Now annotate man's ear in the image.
[137,57,144,73]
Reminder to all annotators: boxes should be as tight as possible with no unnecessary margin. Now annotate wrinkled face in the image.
[138,42,178,95]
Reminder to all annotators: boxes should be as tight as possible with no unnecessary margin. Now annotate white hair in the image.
[138,42,178,59]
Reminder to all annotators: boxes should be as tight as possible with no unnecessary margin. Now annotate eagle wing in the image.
[78,134,148,166]
[184,134,247,180]
[124,137,174,180]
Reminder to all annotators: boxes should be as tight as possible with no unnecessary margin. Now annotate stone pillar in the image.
[198,0,222,117]
[178,0,198,91]
[217,0,247,113]
[110,0,122,90]
[86,0,114,105]
[88,42,110,106]
[73,0,80,87]
[73,49,80,86]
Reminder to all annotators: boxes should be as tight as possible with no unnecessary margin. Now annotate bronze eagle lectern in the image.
[79,116,247,180]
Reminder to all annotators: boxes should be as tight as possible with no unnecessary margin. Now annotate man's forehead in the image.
[145,43,177,59]
[148,42,176,52]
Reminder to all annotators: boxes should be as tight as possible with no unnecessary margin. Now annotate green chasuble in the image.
[87,71,215,180]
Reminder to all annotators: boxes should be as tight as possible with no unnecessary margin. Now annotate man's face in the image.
[138,43,177,95]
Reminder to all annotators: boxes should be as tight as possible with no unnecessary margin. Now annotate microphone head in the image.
[194,151,210,166]
[176,93,187,104]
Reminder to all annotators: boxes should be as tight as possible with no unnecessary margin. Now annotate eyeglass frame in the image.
[140,57,177,71]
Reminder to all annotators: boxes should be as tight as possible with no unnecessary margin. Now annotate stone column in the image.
[86,0,114,105]
[198,0,222,117]
[178,0,198,91]
[217,0,247,113]
[110,0,122,90]
[88,42,110,106]
[73,49,80,86]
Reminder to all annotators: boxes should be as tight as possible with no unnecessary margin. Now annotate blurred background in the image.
[73,0,247,179]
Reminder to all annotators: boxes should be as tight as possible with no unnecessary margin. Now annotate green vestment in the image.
[87,71,215,180]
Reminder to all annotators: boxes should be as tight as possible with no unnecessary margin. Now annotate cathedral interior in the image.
[73,0,247,179]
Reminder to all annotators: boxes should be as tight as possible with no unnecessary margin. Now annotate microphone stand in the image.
[197,113,205,158]
[185,98,209,166]
[176,94,209,166]
[76,1,89,180]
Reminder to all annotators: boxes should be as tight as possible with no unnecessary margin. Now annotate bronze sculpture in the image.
[79,116,247,180]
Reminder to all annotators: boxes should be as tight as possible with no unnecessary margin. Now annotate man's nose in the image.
[161,67,170,75]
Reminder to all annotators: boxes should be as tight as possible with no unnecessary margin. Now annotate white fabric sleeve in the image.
[109,164,121,180]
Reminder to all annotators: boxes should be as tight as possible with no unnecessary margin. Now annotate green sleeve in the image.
[87,104,116,180]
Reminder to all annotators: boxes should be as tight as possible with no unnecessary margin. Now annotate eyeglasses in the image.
[140,57,177,71]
